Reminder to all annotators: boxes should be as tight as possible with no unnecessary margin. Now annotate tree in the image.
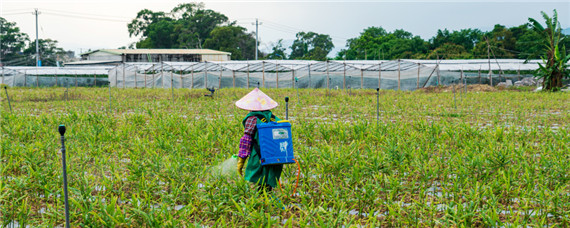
[203,25,256,60]
[127,3,228,49]
[266,39,287,59]
[290,32,333,60]
[0,17,30,66]
[337,27,428,60]
[429,29,483,54]
[529,10,569,91]
[426,43,472,59]
[24,39,66,66]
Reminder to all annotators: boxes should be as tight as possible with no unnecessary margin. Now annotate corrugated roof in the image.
[82,49,231,56]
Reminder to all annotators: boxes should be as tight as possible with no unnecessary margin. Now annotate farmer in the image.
[236,88,283,192]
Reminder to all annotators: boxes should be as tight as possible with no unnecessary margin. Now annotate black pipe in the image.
[4,86,12,113]
[285,97,289,120]
[376,88,379,126]
[58,125,70,228]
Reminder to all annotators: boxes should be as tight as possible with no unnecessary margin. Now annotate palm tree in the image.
[528,10,569,91]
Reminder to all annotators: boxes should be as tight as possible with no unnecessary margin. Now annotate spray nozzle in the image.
[58,125,66,136]
[285,97,289,102]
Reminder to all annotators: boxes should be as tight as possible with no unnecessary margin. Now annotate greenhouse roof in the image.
[2,66,113,75]
[116,59,551,72]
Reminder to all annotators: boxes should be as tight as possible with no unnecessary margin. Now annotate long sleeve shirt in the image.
[238,116,257,158]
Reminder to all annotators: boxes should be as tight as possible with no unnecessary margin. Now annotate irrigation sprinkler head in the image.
[58,125,66,136]
[376,88,379,92]
[285,97,289,102]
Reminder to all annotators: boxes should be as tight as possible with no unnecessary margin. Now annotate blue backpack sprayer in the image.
[257,97,301,195]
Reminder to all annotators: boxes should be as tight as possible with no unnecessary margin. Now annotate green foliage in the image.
[337,27,428,60]
[128,3,228,49]
[1,18,68,66]
[0,17,30,65]
[23,39,67,66]
[290,31,334,60]
[1,87,569,226]
[266,39,287,60]
[203,25,257,60]
[528,10,570,91]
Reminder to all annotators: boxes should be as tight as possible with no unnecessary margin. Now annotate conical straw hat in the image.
[235,88,278,111]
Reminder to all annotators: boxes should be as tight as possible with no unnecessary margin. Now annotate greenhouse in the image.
[1,66,112,87]
[2,59,546,90]
[108,59,542,90]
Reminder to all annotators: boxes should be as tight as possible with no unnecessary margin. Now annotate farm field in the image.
[1,87,569,227]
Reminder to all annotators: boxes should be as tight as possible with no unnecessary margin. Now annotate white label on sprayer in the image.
[280,141,288,153]
[272,128,289,139]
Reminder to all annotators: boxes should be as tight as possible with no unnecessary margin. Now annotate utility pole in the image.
[486,36,492,86]
[252,19,262,60]
[33,9,41,67]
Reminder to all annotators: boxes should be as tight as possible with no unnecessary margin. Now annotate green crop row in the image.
[0,87,569,227]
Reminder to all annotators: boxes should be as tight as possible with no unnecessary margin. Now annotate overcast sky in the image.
[1,0,569,58]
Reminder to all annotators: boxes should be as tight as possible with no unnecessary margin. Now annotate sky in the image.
[1,0,569,58]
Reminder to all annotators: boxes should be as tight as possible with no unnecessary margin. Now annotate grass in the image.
[0,87,569,227]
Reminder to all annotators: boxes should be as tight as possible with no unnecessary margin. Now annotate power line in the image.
[41,8,131,20]
[42,12,129,23]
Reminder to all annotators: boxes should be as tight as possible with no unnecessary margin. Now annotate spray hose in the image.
[279,158,301,197]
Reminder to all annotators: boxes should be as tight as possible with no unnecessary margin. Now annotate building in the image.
[66,49,231,66]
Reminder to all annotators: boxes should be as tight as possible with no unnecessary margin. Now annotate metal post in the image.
[417,63,420,89]
[262,61,265,88]
[376,88,379,126]
[191,64,194,89]
[204,62,208,88]
[397,59,401,91]
[109,82,112,112]
[276,63,279,89]
[378,63,381,90]
[478,67,481,84]
[453,83,457,110]
[171,70,174,100]
[360,69,363,89]
[4,86,12,113]
[292,70,295,89]
[460,67,464,93]
[218,64,222,89]
[134,66,138,88]
[437,55,440,86]
[180,69,183,89]
[24,70,27,87]
[308,64,312,88]
[285,97,289,120]
[232,70,235,88]
[326,61,330,90]
[58,125,70,228]
[161,62,164,89]
[75,72,77,88]
[122,64,125,88]
[343,62,346,90]
[152,65,155,88]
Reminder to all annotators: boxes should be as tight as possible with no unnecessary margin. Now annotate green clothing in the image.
[243,111,283,188]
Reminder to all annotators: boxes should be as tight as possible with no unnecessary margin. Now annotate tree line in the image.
[1,3,569,67]
[0,17,69,66]
[127,3,570,61]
